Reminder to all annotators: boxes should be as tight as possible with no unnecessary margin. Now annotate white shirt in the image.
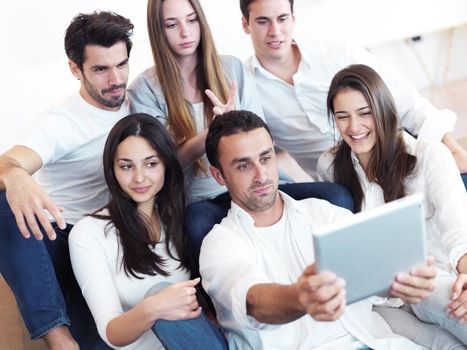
[317,134,467,272]
[245,40,456,178]
[69,211,190,349]
[200,192,419,350]
[15,93,131,224]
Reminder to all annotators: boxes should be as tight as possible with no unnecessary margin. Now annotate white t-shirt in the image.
[200,192,419,349]
[317,133,467,272]
[15,93,131,224]
[245,40,456,178]
[69,210,190,349]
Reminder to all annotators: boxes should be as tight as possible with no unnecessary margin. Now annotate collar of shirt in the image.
[228,190,308,233]
[248,40,309,80]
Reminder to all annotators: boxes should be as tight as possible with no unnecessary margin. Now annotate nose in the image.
[108,67,123,86]
[348,115,360,132]
[253,164,267,184]
[268,20,281,36]
[133,167,145,183]
[180,23,191,38]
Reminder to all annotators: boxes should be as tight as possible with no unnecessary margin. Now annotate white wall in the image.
[1,0,467,152]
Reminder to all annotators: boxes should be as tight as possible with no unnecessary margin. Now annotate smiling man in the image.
[0,11,133,350]
[200,110,437,349]
[240,0,467,184]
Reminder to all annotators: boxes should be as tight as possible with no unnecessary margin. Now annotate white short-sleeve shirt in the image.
[15,93,131,224]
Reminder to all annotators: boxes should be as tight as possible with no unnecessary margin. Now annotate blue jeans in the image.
[148,283,228,350]
[410,268,467,345]
[0,191,110,349]
[184,181,355,275]
[462,173,467,189]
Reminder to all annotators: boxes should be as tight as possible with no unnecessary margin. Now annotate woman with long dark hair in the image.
[318,64,467,346]
[69,114,227,349]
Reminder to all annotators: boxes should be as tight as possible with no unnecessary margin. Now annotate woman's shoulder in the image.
[128,66,162,92]
[219,54,242,66]
[69,210,113,243]
[219,54,245,75]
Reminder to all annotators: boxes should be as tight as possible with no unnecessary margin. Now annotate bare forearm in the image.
[442,133,464,154]
[0,146,43,189]
[246,283,305,324]
[456,254,467,275]
[106,302,155,347]
[0,156,24,189]
[177,129,208,169]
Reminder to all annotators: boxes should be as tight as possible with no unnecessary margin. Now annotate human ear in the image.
[68,60,81,80]
[242,16,250,34]
[210,165,226,186]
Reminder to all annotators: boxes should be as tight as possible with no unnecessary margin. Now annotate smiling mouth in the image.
[349,132,370,140]
[267,40,283,49]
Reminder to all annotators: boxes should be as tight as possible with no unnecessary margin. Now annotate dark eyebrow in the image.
[231,156,251,166]
[117,58,129,66]
[116,154,159,162]
[91,57,128,71]
[230,147,273,166]
[91,64,108,70]
[254,16,270,21]
[145,155,160,161]
[260,148,273,157]
[335,106,370,114]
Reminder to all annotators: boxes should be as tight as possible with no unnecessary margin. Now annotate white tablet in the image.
[312,193,427,304]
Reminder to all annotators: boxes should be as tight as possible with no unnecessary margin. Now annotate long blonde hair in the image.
[147,0,230,171]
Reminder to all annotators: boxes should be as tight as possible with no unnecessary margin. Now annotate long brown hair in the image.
[327,64,417,211]
[147,0,230,171]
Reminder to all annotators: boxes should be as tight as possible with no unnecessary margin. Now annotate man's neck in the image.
[250,195,284,228]
[257,43,301,85]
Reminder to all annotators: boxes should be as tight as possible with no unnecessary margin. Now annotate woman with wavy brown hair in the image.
[318,64,467,347]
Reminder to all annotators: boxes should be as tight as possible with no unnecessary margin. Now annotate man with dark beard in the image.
[0,11,133,350]
[200,110,437,350]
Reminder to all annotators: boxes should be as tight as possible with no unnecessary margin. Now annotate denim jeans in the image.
[184,181,355,276]
[410,268,467,345]
[0,191,110,349]
[462,173,467,190]
[147,282,228,350]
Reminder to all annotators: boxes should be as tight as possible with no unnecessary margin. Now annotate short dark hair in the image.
[206,110,272,169]
[64,11,134,70]
[240,0,294,21]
